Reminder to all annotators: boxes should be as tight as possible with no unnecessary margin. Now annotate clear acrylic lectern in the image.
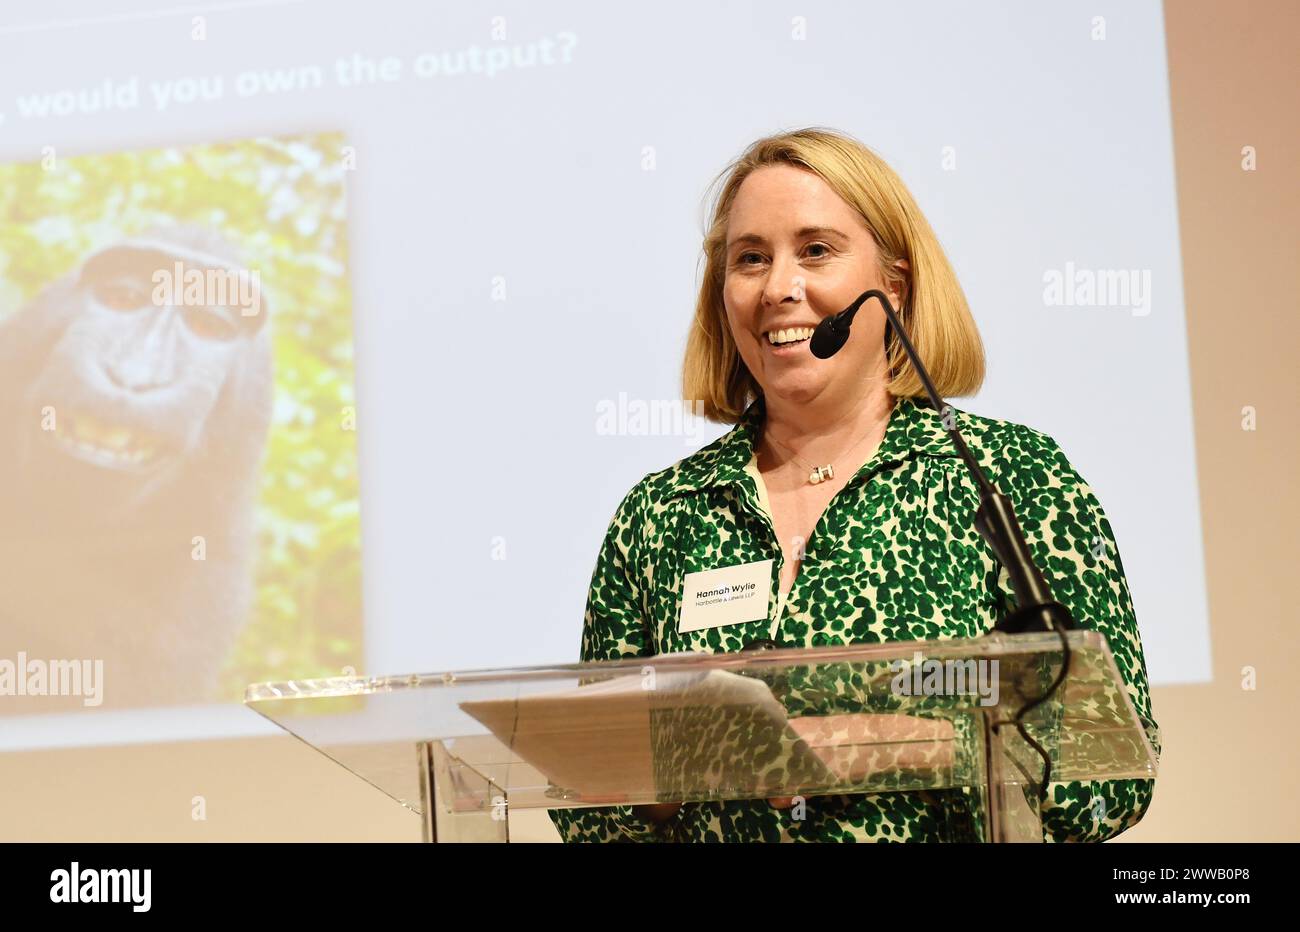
[244,630,1157,843]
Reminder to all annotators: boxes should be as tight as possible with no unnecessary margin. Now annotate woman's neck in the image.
[759,382,895,469]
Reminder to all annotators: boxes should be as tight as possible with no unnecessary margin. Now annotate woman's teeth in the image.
[767,327,814,345]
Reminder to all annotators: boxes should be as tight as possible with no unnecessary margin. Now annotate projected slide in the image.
[0,134,363,715]
[0,0,1207,750]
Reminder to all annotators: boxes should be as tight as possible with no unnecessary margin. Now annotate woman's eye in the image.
[734,244,830,267]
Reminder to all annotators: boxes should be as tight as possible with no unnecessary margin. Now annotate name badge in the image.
[678,558,773,633]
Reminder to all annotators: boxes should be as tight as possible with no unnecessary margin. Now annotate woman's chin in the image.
[760,370,829,406]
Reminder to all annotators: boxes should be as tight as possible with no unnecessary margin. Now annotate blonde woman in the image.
[550,128,1159,842]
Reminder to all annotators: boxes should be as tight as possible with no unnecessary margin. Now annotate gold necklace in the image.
[764,421,882,485]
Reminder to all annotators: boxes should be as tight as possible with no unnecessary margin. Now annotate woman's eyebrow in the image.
[727,226,850,249]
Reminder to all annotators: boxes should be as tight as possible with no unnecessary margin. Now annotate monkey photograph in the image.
[0,134,364,714]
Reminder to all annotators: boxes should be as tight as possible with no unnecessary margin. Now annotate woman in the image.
[550,127,1160,842]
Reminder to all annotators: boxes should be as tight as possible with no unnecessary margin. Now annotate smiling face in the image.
[7,235,273,526]
[722,164,904,409]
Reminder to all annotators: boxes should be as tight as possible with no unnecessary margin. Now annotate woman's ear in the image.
[889,258,911,310]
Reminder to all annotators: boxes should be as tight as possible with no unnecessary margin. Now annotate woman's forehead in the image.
[728,165,861,234]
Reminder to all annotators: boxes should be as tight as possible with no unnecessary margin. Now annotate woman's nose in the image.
[762,254,803,306]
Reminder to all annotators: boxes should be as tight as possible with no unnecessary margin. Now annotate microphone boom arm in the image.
[814,290,1075,634]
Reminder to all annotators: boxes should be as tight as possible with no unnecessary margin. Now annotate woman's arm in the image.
[548,480,684,843]
[994,429,1161,842]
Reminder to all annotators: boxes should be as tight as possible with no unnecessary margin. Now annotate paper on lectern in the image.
[460,667,839,804]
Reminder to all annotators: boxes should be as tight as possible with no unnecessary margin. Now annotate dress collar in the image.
[665,392,960,498]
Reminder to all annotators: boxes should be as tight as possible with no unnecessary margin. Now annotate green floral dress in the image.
[549,393,1160,842]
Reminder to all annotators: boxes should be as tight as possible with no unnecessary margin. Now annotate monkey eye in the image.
[182,305,239,342]
[92,277,151,311]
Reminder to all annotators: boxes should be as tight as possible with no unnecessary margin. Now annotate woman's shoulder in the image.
[944,398,1058,450]
[613,419,751,511]
[593,443,728,561]
[937,399,1083,492]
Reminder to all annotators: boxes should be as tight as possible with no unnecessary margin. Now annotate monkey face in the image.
[16,239,272,522]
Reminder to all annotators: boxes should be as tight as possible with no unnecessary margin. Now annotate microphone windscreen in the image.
[810,316,847,359]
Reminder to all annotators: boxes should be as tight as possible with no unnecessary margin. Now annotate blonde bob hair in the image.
[683,127,985,423]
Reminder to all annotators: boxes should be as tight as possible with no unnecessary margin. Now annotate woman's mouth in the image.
[765,326,815,354]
